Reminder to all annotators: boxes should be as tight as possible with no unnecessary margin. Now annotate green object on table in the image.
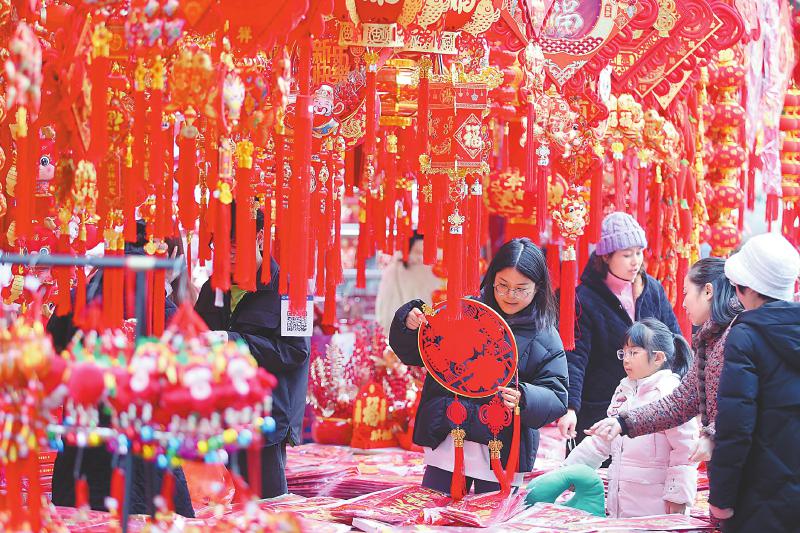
[525,464,606,517]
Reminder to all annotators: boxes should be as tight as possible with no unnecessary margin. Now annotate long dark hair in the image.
[687,257,742,327]
[402,231,424,268]
[480,238,557,330]
[624,318,692,377]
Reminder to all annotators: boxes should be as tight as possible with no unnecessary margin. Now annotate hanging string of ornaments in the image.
[0,0,796,528]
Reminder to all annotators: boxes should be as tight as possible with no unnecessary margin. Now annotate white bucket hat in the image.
[724,232,800,302]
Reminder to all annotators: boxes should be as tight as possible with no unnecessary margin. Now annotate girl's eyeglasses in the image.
[617,349,642,361]
[494,284,533,299]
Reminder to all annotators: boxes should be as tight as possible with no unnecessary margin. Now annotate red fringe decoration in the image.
[559,252,577,350]
[466,181,483,294]
[364,58,378,179]
[110,467,125,516]
[288,36,314,314]
[589,157,603,243]
[230,473,255,504]
[356,218,368,289]
[90,53,109,167]
[446,225,464,320]
[421,176,437,265]
[525,99,536,193]
[129,89,147,242]
[75,477,89,510]
[613,158,625,212]
[247,441,262,498]
[418,59,430,162]
[15,120,33,239]
[177,130,199,233]
[6,461,22,529]
[54,233,73,316]
[234,167,257,292]
[504,406,521,491]
[26,455,41,531]
[447,398,467,501]
[547,243,561,291]
[153,255,166,335]
[322,281,337,327]
[160,469,175,512]
[747,151,758,210]
[651,168,664,258]
[765,193,779,231]
[198,196,212,263]
[149,90,165,225]
[636,164,647,230]
[490,445,511,495]
[74,252,87,327]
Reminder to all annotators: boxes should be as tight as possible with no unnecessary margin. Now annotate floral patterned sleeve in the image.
[620,357,701,438]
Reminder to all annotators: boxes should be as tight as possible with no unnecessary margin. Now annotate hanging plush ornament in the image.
[552,191,588,351]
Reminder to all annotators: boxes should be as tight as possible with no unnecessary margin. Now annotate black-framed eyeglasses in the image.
[494,283,534,299]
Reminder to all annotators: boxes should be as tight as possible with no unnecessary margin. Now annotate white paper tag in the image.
[280,296,314,337]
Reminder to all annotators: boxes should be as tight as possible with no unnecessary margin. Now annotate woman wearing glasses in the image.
[558,212,681,449]
[389,238,568,494]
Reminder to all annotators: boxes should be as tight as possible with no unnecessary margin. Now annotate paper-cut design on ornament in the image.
[418,299,517,398]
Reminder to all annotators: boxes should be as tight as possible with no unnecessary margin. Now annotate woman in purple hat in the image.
[557,212,680,449]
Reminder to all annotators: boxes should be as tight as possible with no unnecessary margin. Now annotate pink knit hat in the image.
[595,212,648,256]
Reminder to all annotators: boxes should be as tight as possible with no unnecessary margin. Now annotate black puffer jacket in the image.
[709,301,800,532]
[566,256,680,435]
[389,297,568,473]
[194,258,310,447]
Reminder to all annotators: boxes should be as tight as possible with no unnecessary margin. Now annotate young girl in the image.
[564,318,698,518]
[559,212,680,447]
[389,238,569,493]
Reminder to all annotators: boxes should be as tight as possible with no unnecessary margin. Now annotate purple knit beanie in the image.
[595,212,648,256]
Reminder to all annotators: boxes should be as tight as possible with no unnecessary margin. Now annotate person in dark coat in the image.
[390,238,568,493]
[559,212,680,447]
[708,233,800,532]
[194,208,309,499]
[47,221,193,517]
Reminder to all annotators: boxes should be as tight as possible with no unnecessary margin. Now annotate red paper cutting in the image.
[418,299,517,398]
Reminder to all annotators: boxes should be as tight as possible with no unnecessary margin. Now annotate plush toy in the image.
[525,464,606,518]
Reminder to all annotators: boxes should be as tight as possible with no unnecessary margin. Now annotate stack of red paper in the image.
[422,490,528,527]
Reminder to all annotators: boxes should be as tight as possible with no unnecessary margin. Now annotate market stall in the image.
[0,0,799,531]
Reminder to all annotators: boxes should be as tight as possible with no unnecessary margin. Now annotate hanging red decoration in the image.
[552,191,588,351]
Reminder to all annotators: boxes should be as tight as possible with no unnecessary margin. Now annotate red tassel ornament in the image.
[553,192,588,351]
[234,142,257,292]
[160,469,176,513]
[559,251,577,350]
[446,398,467,501]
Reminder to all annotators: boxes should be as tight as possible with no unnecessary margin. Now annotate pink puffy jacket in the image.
[565,370,698,518]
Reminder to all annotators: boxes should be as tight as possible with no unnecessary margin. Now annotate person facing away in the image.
[374,231,440,335]
[194,205,309,498]
[706,232,800,532]
[565,318,698,518]
[559,212,680,447]
[586,258,743,467]
[389,238,568,494]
